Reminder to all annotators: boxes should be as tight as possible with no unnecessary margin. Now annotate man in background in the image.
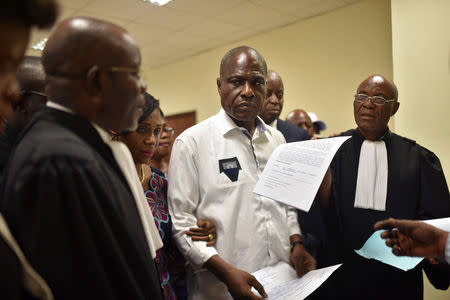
[286,109,315,138]
[258,70,309,142]
[0,56,47,175]
[308,112,327,137]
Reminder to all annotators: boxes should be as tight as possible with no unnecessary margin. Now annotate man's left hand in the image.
[290,244,317,278]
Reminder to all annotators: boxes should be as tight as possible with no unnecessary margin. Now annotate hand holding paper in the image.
[374,217,450,261]
[251,262,341,300]
[355,217,450,270]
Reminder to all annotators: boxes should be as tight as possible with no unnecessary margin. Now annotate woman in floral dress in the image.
[115,92,216,299]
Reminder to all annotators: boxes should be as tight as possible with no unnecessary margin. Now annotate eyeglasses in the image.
[136,126,162,138]
[47,65,141,80]
[102,66,141,79]
[354,94,397,105]
[162,126,174,136]
[21,90,47,98]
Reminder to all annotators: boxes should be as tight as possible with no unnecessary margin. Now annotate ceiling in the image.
[27,0,359,69]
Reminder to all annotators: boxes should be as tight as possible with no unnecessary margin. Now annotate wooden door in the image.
[166,111,196,140]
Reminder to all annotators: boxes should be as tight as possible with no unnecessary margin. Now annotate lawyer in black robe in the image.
[310,128,450,299]
[1,107,163,299]
[310,75,450,299]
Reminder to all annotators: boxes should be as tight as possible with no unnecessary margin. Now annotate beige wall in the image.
[391,1,450,299]
[391,0,450,179]
[142,0,393,137]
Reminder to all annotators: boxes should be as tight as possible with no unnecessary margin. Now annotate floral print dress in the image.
[145,167,187,300]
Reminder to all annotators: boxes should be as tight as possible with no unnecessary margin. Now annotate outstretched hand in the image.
[374,218,448,259]
[186,219,217,246]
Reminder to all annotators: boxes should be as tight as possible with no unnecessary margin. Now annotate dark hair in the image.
[158,107,165,119]
[139,92,160,124]
[0,0,58,28]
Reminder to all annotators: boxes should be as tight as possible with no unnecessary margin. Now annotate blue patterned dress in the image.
[145,167,187,300]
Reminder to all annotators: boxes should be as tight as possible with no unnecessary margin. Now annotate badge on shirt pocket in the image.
[219,157,241,182]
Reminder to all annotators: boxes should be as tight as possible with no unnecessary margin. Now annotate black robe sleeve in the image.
[3,156,162,300]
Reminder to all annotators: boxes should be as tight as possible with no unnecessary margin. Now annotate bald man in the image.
[259,70,309,142]
[1,17,163,300]
[0,56,47,175]
[312,75,449,299]
[169,46,315,300]
[286,109,315,138]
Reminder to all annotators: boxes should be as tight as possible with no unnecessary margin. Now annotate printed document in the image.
[254,136,351,212]
[252,261,341,300]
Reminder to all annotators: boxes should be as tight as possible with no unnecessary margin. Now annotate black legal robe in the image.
[1,107,163,300]
[309,129,450,300]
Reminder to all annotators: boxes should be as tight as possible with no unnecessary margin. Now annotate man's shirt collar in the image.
[218,108,267,136]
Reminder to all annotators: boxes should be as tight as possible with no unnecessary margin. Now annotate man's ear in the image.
[391,101,400,116]
[216,78,222,96]
[85,65,101,97]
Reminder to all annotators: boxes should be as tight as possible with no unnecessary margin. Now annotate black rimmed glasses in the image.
[354,94,397,105]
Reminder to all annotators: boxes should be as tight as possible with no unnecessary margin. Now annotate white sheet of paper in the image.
[253,136,351,212]
[251,261,341,300]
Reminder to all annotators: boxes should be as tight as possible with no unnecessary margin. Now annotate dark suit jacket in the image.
[275,118,329,265]
[276,118,310,142]
[1,107,163,300]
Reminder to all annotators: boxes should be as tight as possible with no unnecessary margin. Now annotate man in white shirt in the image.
[168,46,316,300]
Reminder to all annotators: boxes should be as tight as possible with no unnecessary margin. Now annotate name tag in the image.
[219,157,241,182]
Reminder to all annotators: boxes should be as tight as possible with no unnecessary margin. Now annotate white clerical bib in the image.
[107,140,163,258]
[354,140,388,211]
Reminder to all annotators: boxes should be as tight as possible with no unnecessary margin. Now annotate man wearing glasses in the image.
[312,75,449,299]
[1,17,164,299]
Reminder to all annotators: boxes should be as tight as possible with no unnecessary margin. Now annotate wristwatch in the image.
[290,240,303,253]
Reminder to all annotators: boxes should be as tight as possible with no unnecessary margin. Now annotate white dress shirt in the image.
[168,109,300,300]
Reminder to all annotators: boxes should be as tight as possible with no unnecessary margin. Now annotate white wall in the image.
[391,1,450,299]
